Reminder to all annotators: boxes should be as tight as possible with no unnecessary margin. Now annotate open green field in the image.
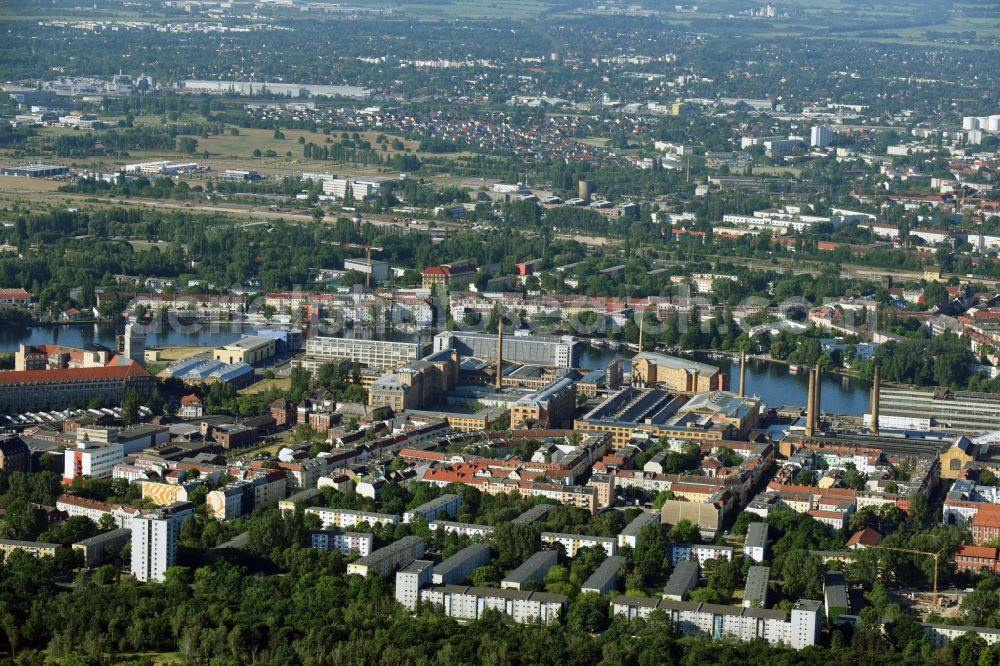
[240,377,291,395]
[752,166,803,178]
[2,124,478,181]
[0,175,63,193]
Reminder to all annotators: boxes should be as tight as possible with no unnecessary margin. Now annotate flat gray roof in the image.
[824,571,850,611]
[744,566,770,606]
[428,584,567,604]
[511,504,552,524]
[581,555,626,593]
[620,511,660,537]
[745,522,768,550]
[399,559,434,575]
[502,550,557,585]
[663,559,699,598]
[73,528,131,547]
[433,544,491,579]
[406,493,460,514]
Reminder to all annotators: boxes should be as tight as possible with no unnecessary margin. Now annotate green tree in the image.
[667,520,701,545]
[779,550,825,600]
[121,389,141,426]
[177,137,199,154]
[567,592,609,632]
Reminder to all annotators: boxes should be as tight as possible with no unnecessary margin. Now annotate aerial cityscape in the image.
[0,0,998,662]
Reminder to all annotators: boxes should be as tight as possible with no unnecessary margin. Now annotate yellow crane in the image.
[333,242,384,288]
[870,545,945,603]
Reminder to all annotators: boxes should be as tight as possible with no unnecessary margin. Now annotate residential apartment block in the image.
[346,535,425,577]
[432,543,492,585]
[611,597,822,649]
[501,550,558,590]
[541,532,617,558]
[581,555,627,596]
[420,585,567,624]
[309,530,374,556]
[131,513,177,583]
[305,506,399,529]
[403,494,461,524]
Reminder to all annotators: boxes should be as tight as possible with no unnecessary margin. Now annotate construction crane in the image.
[870,545,945,603]
[331,242,384,288]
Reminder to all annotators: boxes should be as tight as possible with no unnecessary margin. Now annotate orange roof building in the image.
[0,362,154,412]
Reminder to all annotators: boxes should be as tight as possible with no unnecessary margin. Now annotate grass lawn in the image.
[240,377,291,395]
[152,346,211,362]
[0,175,64,193]
[752,166,803,177]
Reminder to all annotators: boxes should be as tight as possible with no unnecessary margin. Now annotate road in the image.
[4,188,470,236]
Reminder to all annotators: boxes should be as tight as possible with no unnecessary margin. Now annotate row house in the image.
[56,494,141,529]
[132,293,246,319]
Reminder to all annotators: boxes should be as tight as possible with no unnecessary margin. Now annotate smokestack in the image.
[805,368,815,438]
[638,312,644,353]
[496,318,504,390]
[738,350,746,398]
[813,363,823,434]
[871,364,881,435]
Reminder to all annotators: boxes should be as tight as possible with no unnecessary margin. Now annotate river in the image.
[0,322,255,351]
[0,324,872,416]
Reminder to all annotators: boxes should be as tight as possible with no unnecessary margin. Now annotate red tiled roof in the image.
[0,362,149,385]
[846,527,883,548]
[808,510,846,520]
[768,482,857,498]
[181,394,202,405]
[57,494,112,511]
[957,545,999,559]
[972,509,1000,529]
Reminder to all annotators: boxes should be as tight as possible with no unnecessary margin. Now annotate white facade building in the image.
[668,543,735,565]
[309,530,374,556]
[611,597,822,649]
[541,532,617,557]
[304,507,400,529]
[62,440,124,483]
[810,126,833,148]
[130,514,177,583]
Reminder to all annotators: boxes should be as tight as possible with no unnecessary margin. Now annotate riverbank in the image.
[20,318,112,327]
[681,347,867,383]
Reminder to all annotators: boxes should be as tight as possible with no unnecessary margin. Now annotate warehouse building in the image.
[433,331,582,369]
